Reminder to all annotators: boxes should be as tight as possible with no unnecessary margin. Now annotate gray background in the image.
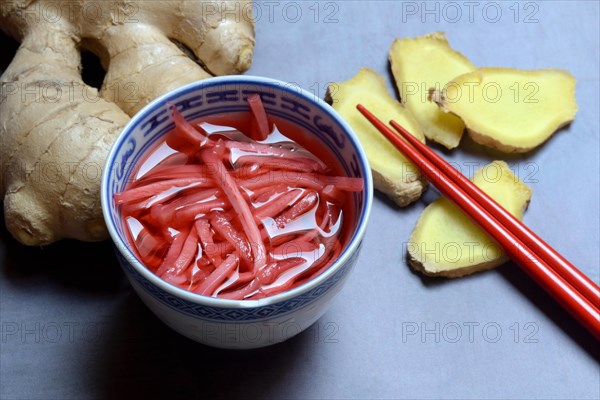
[1,1,598,399]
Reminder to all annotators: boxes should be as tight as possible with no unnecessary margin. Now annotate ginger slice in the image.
[389,32,475,149]
[432,68,577,153]
[329,68,427,206]
[407,161,532,278]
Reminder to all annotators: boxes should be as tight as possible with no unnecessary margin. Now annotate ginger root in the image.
[0,1,255,245]
[389,32,475,149]
[328,68,427,207]
[407,161,532,277]
[431,68,577,153]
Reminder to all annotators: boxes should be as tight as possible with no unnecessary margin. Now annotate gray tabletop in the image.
[1,1,599,399]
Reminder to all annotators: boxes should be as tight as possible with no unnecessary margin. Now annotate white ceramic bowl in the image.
[101,76,373,349]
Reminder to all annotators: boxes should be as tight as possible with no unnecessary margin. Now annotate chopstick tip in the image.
[356,104,376,121]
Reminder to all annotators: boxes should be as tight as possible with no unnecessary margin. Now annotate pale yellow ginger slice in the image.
[329,68,427,206]
[407,161,532,277]
[389,32,475,149]
[432,68,577,153]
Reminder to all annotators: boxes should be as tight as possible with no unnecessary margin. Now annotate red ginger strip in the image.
[114,177,213,205]
[220,258,305,300]
[195,219,222,266]
[223,140,326,171]
[230,165,270,180]
[188,257,214,289]
[254,188,303,220]
[195,253,239,296]
[212,270,255,296]
[247,94,270,141]
[250,184,289,204]
[321,184,345,203]
[137,152,189,181]
[238,171,324,191]
[173,199,229,222]
[197,256,213,270]
[251,241,340,299]
[209,211,254,267]
[199,149,267,274]
[271,239,320,259]
[132,225,169,271]
[123,186,216,215]
[147,204,171,235]
[238,172,363,192]
[155,230,188,276]
[296,202,339,243]
[169,226,199,276]
[163,272,187,286]
[167,105,210,155]
[198,240,236,259]
[134,165,209,185]
[275,191,318,229]
[321,176,364,192]
[234,154,323,173]
[156,227,199,279]
[161,188,220,213]
[292,240,342,288]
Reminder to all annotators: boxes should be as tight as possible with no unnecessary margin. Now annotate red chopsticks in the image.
[356,104,600,340]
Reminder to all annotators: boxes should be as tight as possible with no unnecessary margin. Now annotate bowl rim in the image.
[101,75,373,309]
